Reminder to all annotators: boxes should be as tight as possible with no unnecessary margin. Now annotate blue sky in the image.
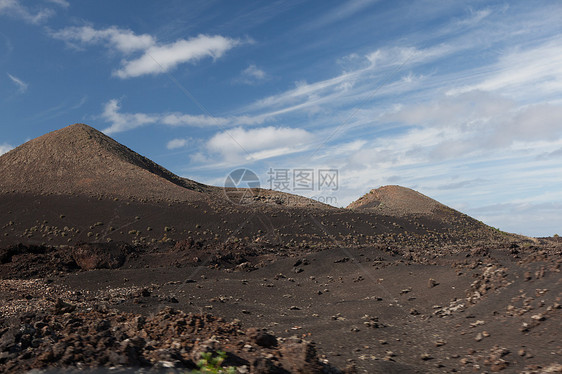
[1,0,562,236]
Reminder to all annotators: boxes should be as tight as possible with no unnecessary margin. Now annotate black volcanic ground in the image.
[0,124,560,374]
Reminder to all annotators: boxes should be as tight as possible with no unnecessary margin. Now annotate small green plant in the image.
[191,351,235,374]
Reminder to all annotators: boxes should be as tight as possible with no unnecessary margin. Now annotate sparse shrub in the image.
[191,351,235,374]
[128,230,139,235]
[164,226,172,232]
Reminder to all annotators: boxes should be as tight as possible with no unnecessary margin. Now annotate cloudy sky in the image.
[1,0,562,236]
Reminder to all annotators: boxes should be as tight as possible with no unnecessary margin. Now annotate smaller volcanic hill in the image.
[348,185,448,215]
[348,185,499,238]
[0,124,209,202]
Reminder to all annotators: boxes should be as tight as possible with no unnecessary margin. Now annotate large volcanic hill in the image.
[0,123,209,201]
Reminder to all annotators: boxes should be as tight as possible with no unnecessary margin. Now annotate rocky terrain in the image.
[0,124,560,373]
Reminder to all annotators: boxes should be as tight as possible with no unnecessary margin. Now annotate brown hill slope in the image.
[348,185,447,215]
[0,124,211,201]
[347,185,499,236]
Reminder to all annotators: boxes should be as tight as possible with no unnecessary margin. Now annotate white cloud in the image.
[7,73,28,93]
[51,26,240,78]
[101,99,159,134]
[115,34,240,78]
[101,99,270,134]
[447,40,562,100]
[385,90,562,153]
[387,90,513,129]
[166,138,188,150]
[491,104,562,146]
[0,143,13,155]
[207,126,314,162]
[0,0,53,23]
[45,0,69,7]
[246,44,454,115]
[248,69,365,112]
[51,26,155,53]
[366,44,454,69]
[236,64,267,85]
[161,113,230,127]
[305,0,377,30]
[455,8,492,27]
[243,64,266,80]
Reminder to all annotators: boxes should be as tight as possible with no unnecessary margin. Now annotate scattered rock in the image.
[279,337,325,374]
[72,242,129,270]
[52,298,75,314]
[247,328,277,348]
[0,308,338,373]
